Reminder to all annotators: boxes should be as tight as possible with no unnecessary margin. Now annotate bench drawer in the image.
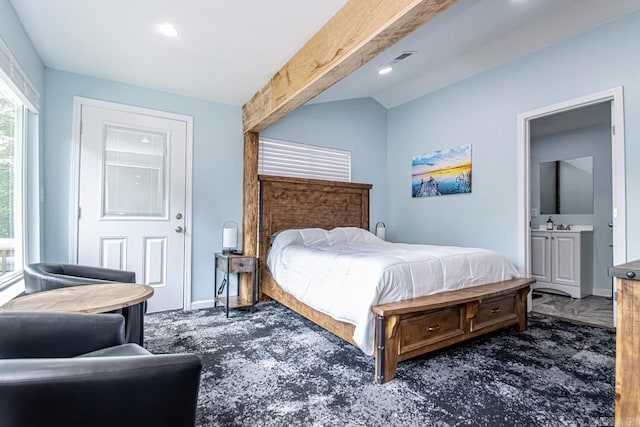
[399,307,464,355]
[470,294,517,332]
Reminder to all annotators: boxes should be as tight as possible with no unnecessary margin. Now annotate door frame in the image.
[69,96,194,310]
[517,87,626,307]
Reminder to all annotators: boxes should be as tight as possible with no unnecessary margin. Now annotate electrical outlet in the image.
[531,208,538,217]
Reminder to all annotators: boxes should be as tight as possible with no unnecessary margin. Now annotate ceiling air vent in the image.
[393,52,415,61]
[377,51,417,75]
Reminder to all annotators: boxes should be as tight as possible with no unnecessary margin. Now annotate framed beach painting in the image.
[412,144,472,197]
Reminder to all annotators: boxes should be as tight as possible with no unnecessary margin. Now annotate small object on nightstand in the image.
[222,221,238,254]
[214,252,258,318]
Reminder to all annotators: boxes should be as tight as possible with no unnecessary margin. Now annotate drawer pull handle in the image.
[427,324,441,332]
[490,307,501,314]
[238,263,244,267]
[627,271,636,279]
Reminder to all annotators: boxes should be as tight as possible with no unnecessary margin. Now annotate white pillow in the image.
[271,227,379,250]
[269,228,326,256]
[267,227,383,275]
[326,227,381,244]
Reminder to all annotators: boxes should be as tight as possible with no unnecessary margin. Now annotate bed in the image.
[258,174,535,383]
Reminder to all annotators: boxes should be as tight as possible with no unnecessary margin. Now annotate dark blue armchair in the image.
[0,311,202,427]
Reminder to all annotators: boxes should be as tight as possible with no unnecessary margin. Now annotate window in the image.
[258,137,351,182]
[0,82,24,285]
[0,37,38,292]
[103,126,167,217]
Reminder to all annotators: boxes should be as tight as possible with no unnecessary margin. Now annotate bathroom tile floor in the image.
[531,291,614,329]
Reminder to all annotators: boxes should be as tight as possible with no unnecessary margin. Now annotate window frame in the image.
[0,76,27,289]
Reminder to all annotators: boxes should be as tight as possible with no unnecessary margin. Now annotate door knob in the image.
[176,213,183,220]
[175,226,184,233]
[608,223,613,228]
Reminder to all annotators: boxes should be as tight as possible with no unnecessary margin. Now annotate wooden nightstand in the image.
[214,253,258,318]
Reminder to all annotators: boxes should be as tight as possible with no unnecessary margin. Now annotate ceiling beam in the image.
[241,0,456,133]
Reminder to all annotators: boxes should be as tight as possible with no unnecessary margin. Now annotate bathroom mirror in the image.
[540,156,593,214]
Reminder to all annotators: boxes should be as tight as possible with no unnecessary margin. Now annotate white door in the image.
[77,104,187,312]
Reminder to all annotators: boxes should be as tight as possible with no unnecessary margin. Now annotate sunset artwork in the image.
[412,144,472,198]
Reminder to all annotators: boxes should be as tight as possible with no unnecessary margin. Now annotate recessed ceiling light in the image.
[378,66,393,75]
[158,23,179,38]
[141,137,150,143]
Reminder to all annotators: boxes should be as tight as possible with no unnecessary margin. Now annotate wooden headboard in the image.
[256,174,371,339]
[258,174,372,279]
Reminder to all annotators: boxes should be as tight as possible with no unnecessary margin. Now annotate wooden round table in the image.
[1,283,154,345]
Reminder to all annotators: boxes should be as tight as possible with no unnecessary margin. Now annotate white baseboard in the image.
[189,299,217,310]
[533,282,583,298]
[591,288,612,298]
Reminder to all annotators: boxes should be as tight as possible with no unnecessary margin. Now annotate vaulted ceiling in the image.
[11,0,640,109]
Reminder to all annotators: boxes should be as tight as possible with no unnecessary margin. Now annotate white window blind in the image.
[0,37,39,112]
[259,137,351,182]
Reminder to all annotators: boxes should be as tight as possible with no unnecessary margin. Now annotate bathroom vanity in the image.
[531,226,593,298]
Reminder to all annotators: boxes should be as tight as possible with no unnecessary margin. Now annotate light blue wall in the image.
[263,98,388,232]
[387,11,640,266]
[1,0,45,264]
[0,0,44,91]
[43,69,243,302]
[530,125,612,293]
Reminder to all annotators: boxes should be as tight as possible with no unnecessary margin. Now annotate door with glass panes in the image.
[77,104,187,312]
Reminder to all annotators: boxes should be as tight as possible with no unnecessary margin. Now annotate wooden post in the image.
[241,131,259,303]
[374,315,400,384]
[516,287,530,332]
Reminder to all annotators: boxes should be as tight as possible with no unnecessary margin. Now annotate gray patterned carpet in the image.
[144,302,615,427]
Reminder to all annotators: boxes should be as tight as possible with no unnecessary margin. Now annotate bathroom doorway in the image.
[517,88,626,328]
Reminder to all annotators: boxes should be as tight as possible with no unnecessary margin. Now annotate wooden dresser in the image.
[609,259,640,426]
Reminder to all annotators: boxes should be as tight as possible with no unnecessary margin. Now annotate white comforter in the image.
[267,227,519,355]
